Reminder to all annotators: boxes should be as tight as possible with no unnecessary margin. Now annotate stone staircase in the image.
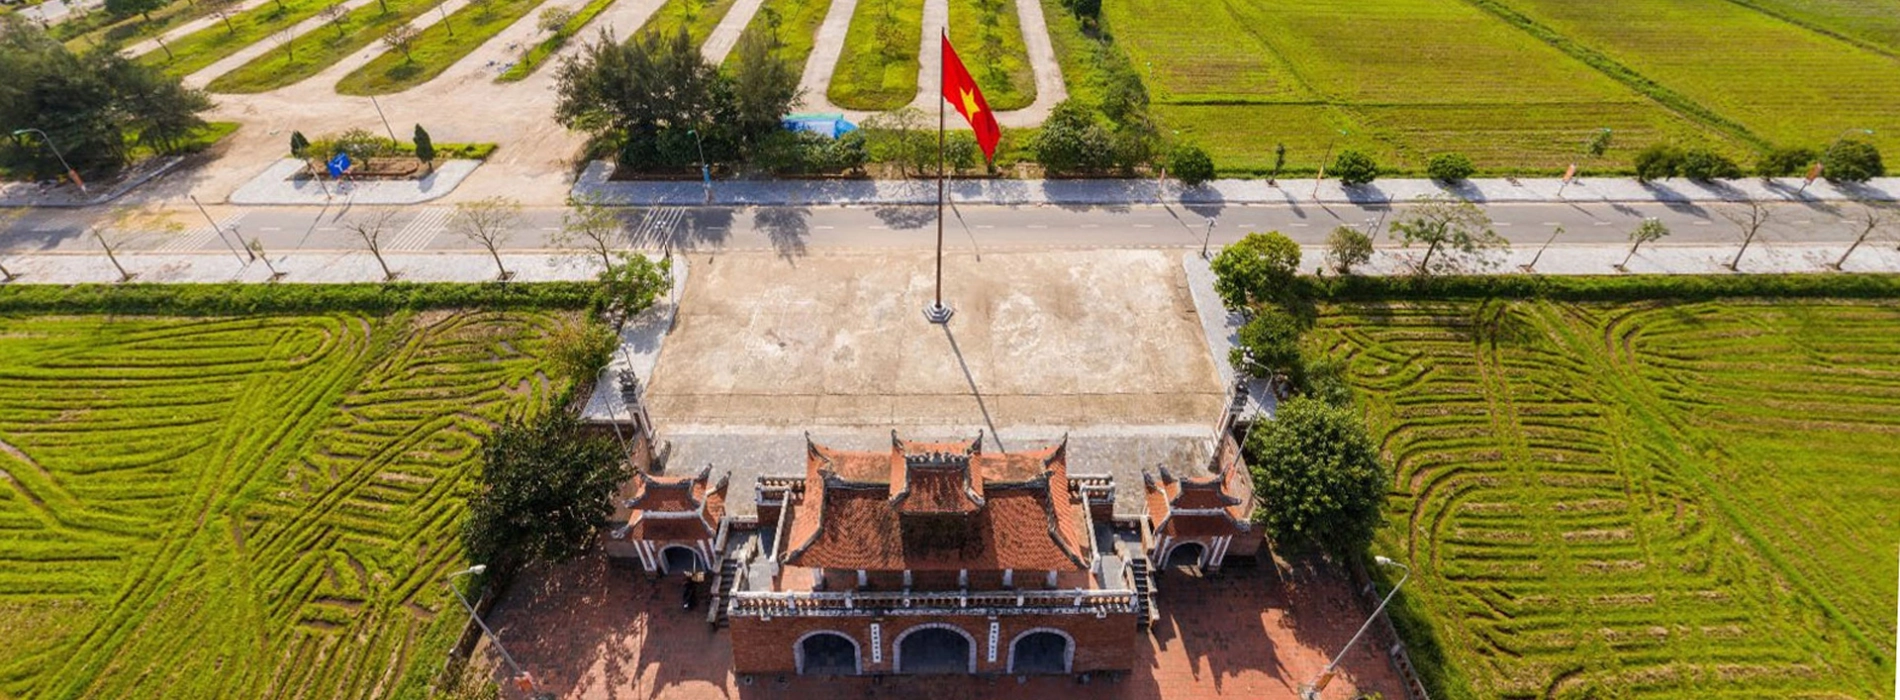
[1129,557,1156,632]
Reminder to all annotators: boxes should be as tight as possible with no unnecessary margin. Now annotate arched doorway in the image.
[796,632,859,675]
[1164,542,1205,569]
[896,625,973,674]
[660,545,706,575]
[1008,630,1072,674]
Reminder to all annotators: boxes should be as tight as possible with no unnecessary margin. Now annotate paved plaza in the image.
[483,554,1404,700]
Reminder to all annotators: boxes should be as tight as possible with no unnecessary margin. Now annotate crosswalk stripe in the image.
[388,207,453,250]
[156,213,244,251]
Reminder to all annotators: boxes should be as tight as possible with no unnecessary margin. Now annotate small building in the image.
[1144,432,1260,571]
[723,433,1141,676]
[610,465,728,576]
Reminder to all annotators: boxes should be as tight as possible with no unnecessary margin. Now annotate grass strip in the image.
[633,0,740,46]
[944,0,1034,110]
[0,282,598,316]
[717,0,828,73]
[207,0,454,93]
[1310,272,1900,302]
[826,0,922,110]
[495,0,618,81]
[138,0,345,78]
[58,0,218,52]
[335,0,550,95]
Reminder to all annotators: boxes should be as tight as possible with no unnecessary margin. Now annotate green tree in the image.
[725,28,801,152]
[0,20,209,174]
[1169,143,1215,187]
[381,23,419,62]
[1633,144,1682,181]
[558,194,624,268]
[104,0,165,22]
[1755,146,1815,178]
[537,6,574,35]
[1032,99,1112,174]
[1210,230,1301,310]
[1620,217,1668,270]
[1425,153,1473,183]
[595,252,670,328]
[289,130,310,157]
[461,411,628,579]
[1680,148,1741,181]
[862,107,931,177]
[1246,396,1388,556]
[1390,195,1506,276]
[545,316,619,387]
[1229,306,1303,385]
[1298,351,1354,408]
[1585,128,1613,158]
[412,124,434,173]
[1822,140,1884,183]
[1326,225,1372,274]
[1331,149,1378,186]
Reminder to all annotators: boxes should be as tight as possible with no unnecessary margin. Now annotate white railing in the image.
[729,587,1137,618]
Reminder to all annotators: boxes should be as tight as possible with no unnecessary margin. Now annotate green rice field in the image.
[0,311,569,699]
[1103,0,1900,174]
[1315,299,1899,698]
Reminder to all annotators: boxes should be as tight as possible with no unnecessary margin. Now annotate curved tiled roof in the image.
[625,466,727,541]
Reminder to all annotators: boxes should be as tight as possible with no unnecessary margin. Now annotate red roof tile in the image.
[624,466,727,541]
[781,434,1090,572]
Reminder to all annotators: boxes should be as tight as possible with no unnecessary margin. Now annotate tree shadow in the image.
[872,204,934,230]
[753,206,810,262]
[1636,180,1707,217]
[1148,561,1289,693]
[1433,179,1486,203]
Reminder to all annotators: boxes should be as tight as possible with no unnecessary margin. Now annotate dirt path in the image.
[698,0,767,64]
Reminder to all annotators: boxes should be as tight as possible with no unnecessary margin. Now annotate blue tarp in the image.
[782,113,858,139]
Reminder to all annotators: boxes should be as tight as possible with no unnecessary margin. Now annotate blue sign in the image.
[325,152,352,178]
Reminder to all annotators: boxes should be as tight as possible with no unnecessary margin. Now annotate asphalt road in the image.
[0,199,1885,257]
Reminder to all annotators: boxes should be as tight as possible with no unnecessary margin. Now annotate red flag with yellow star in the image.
[941,34,1000,161]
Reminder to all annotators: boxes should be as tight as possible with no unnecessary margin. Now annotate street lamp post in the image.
[1299,556,1411,700]
[12,128,86,194]
[1200,217,1216,259]
[687,128,711,204]
[1313,128,1347,200]
[447,566,548,699]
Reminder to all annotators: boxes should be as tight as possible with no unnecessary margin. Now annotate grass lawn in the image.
[826,0,922,110]
[207,0,454,93]
[1314,298,1899,699]
[944,0,1033,111]
[1105,0,1745,176]
[497,0,621,81]
[335,0,552,95]
[138,0,341,79]
[632,0,740,47]
[718,0,827,75]
[56,0,219,53]
[0,311,573,699]
[1483,0,1900,155]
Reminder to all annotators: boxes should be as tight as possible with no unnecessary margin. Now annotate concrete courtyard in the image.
[645,250,1226,432]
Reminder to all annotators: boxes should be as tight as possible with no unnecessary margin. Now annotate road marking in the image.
[816,225,836,230]
[260,226,283,232]
[1593,221,1611,226]
[1079,224,1098,228]
[1795,220,1813,224]
[1028,224,1048,229]
[1290,223,1309,227]
[1134,224,1154,228]
[1693,220,1712,225]
[157,213,245,251]
[389,207,452,250]
[1495,222,1514,227]
[1541,222,1560,226]
[869,225,889,230]
[977,224,995,229]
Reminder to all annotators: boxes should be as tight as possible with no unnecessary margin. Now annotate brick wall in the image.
[730,611,1136,675]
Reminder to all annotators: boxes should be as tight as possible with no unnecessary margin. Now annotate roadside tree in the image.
[413,124,434,173]
[558,195,624,269]
[1721,200,1772,271]
[1230,306,1303,387]
[1390,195,1506,275]
[1211,230,1301,310]
[1032,99,1112,175]
[1331,149,1378,186]
[1680,148,1742,181]
[1832,203,1890,270]
[1822,140,1884,183]
[345,209,401,280]
[1633,144,1682,181]
[1426,153,1473,183]
[1246,396,1388,556]
[595,252,670,328]
[1169,144,1215,188]
[453,196,522,280]
[1326,225,1373,274]
[1756,146,1815,178]
[382,24,420,63]
[1620,217,1669,271]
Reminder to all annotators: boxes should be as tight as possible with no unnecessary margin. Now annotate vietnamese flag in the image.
[941,33,1001,162]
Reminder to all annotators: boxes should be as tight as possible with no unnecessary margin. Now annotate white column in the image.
[857,569,868,588]
[1002,569,1014,588]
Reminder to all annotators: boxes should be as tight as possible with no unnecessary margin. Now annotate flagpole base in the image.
[923,302,955,324]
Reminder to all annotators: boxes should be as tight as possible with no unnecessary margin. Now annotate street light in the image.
[1313,128,1347,200]
[12,128,86,193]
[447,566,550,699]
[1200,217,1216,259]
[1299,556,1411,700]
[687,128,710,204]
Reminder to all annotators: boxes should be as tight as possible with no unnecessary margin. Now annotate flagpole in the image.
[926,29,953,324]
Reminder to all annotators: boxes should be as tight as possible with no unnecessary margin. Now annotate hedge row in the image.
[1312,273,1900,303]
[0,282,599,316]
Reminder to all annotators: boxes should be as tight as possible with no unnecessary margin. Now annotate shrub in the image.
[1425,153,1474,183]
[1246,396,1388,556]
[1169,144,1216,187]
[1756,146,1817,178]
[1680,148,1742,181]
[1822,140,1884,183]
[461,411,628,578]
[289,131,310,158]
[1211,231,1302,310]
[544,316,619,386]
[1633,144,1683,181]
[1326,226,1373,274]
[1033,99,1112,174]
[1332,149,1378,186]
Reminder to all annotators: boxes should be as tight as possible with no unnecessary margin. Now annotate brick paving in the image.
[483,555,1404,700]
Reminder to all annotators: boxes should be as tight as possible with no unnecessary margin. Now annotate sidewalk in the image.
[575,162,1900,206]
[227,159,482,205]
